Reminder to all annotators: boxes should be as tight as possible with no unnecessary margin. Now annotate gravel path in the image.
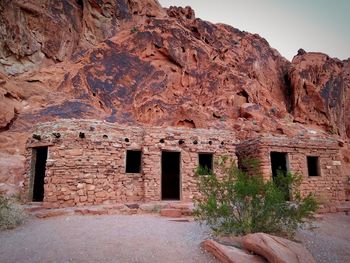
[1,213,349,263]
[0,214,217,263]
[296,213,350,263]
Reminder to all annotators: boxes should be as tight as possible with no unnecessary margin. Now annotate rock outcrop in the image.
[0,0,165,75]
[289,53,350,138]
[0,0,349,194]
[242,233,316,263]
[202,239,266,263]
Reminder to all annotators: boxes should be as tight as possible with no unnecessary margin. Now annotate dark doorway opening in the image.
[125,150,142,173]
[31,147,48,202]
[270,152,288,178]
[270,152,289,200]
[161,151,180,200]
[198,153,213,173]
[307,156,320,177]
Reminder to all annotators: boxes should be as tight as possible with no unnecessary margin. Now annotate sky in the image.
[158,0,350,61]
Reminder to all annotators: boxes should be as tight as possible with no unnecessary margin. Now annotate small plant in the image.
[151,205,162,213]
[196,165,212,176]
[0,195,26,230]
[194,159,318,238]
[327,126,337,135]
[270,107,277,114]
[130,26,138,34]
[220,116,227,122]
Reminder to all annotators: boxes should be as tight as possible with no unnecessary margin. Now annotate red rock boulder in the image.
[202,239,266,263]
[242,233,316,263]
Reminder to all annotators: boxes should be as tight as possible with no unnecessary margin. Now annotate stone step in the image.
[23,202,196,218]
[23,203,46,213]
[336,201,350,213]
[169,202,194,216]
[35,209,72,218]
[160,208,182,218]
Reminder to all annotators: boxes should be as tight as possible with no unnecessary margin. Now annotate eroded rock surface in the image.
[202,239,266,263]
[0,0,165,75]
[0,0,349,194]
[289,53,350,138]
[242,233,316,263]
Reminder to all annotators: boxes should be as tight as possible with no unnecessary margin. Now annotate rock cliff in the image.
[0,0,348,194]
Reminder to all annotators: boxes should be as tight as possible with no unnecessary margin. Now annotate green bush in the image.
[0,195,26,230]
[130,26,138,33]
[194,159,318,237]
[196,165,212,176]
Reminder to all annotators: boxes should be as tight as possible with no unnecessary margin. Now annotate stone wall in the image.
[143,127,236,202]
[24,120,237,208]
[236,135,346,206]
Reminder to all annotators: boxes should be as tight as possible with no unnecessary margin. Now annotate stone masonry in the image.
[24,119,346,210]
[236,135,346,207]
[24,119,237,208]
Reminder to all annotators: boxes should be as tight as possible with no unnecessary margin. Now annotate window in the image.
[198,153,213,173]
[125,150,142,173]
[307,156,320,177]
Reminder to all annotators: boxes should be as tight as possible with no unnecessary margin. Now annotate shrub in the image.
[194,159,318,237]
[196,165,212,176]
[130,26,138,33]
[0,195,26,230]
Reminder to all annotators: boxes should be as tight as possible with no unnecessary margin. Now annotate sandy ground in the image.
[0,214,217,263]
[0,213,349,263]
[296,213,350,263]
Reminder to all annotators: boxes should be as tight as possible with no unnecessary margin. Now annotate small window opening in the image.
[208,140,212,145]
[159,138,165,143]
[52,132,61,139]
[125,138,129,142]
[32,134,41,140]
[179,139,185,145]
[307,156,320,177]
[193,140,198,145]
[125,150,142,173]
[198,153,213,173]
[79,132,85,139]
[103,134,108,139]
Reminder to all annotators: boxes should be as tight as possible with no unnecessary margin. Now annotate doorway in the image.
[270,151,290,200]
[270,152,288,178]
[31,147,48,201]
[161,151,180,200]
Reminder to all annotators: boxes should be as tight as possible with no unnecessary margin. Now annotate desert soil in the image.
[0,214,217,263]
[296,213,350,263]
[0,213,349,263]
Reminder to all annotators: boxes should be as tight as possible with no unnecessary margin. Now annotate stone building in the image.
[25,120,236,208]
[236,135,346,204]
[25,119,346,209]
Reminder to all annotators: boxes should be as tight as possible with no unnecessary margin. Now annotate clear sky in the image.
[158,0,350,61]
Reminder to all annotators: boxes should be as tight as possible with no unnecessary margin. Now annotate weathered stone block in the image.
[160,208,182,218]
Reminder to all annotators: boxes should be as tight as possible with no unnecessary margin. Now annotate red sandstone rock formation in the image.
[0,0,349,193]
[202,239,265,263]
[242,233,316,263]
[289,51,350,138]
